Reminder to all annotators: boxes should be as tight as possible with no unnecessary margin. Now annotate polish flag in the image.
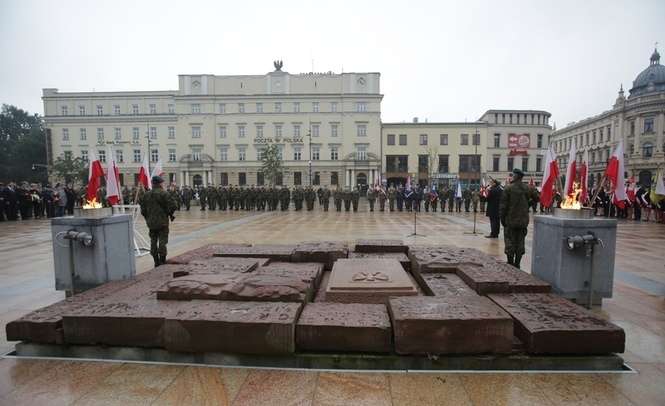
[626,176,636,203]
[151,159,164,179]
[138,153,151,190]
[604,141,627,208]
[405,175,411,190]
[563,143,577,198]
[106,146,121,205]
[86,150,105,202]
[539,146,560,207]
[455,181,462,199]
[579,149,589,205]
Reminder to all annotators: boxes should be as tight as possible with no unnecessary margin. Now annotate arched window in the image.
[642,142,653,157]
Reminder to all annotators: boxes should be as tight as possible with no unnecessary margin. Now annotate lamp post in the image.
[308,128,312,186]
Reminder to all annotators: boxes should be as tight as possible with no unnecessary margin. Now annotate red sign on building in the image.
[508,133,530,155]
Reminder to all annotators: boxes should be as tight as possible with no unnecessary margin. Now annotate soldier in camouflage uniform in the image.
[168,184,181,211]
[333,187,342,211]
[366,186,377,212]
[305,187,316,211]
[387,185,396,212]
[500,168,530,269]
[321,186,331,211]
[199,185,207,210]
[181,186,192,211]
[279,186,290,211]
[351,187,360,212]
[206,184,217,210]
[139,176,178,267]
[343,188,352,211]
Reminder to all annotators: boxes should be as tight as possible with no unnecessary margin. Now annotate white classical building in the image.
[550,48,665,187]
[43,62,382,188]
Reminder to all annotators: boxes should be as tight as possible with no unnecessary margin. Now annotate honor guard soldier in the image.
[139,176,178,267]
[500,168,530,269]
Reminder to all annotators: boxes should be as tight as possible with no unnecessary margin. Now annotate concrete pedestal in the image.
[531,214,617,304]
[51,214,136,293]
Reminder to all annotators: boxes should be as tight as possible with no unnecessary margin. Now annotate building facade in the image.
[43,63,551,189]
[382,110,551,189]
[550,48,665,187]
[43,63,382,188]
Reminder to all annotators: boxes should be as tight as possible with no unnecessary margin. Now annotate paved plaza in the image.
[0,203,664,405]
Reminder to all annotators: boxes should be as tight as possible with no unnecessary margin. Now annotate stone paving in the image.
[0,203,664,404]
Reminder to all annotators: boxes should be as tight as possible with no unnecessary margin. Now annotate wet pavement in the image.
[0,203,664,405]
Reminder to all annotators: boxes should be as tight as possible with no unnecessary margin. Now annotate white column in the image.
[185,171,189,186]
[203,171,208,185]
[351,169,355,187]
[179,171,184,186]
[345,170,350,187]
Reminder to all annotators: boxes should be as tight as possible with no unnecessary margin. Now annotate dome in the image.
[629,48,665,97]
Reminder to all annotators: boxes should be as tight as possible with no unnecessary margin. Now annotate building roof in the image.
[629,47,665,97]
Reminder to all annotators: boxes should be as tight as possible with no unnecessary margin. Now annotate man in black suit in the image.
[485,179,503,238]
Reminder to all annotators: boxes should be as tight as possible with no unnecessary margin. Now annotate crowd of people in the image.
[1,178,664,224]
[0,181,77,220]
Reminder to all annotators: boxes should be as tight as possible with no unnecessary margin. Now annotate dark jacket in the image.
[486,185,502,218]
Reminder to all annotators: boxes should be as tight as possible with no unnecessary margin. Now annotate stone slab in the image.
[314,272,331,302]
[163,300,302,354]
[408,245,493,274]
[155,272,312,302]
[296,303,392,353]
[347,252,411,271]
[354,239,408,254]
[166,244,252,264]
[61,298,188,348]
[325,259,418,304]
[421,273,478,297]
[388,296,513,355]
[292,241,348,270]
[457,263,551,295]
[213,244,296,262]
[5,265,178,344]
[257,262,324,293]
[488,293,625,355]
[185,257,269,275]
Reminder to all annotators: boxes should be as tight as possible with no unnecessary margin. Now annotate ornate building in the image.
[43,62,382,188]
[550,48,665,187]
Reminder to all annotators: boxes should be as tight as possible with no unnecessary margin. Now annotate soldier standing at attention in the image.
[181,186,192,211]
[199,185,207,211]
[463,188,472,212]
[366,186,377,212]
[378,186,387,212]
[139,176,178,267]
[321,186,331,212]
[500,168,530,269]
[471,188,480,212]
[351,187,360,212]
[333,187,342,211]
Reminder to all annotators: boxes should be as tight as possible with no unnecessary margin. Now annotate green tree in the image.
[0,104,47,183]
[51,156,88,185]
[260,144,283,185]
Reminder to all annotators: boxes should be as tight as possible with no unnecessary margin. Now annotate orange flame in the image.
[82,197,102,209]
[561,182,583,209]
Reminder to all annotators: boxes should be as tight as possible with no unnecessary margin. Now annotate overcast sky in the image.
[1,0,663,128]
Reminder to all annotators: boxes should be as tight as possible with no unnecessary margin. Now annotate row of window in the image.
[493,112,548,126]
[61,123,368,143]
[385,154,543,174]
[387,133,545,148]
[62,145,363,165]
[60,103,174,116]
[193,101,368,114]
[61,126,176,143]
[555,125,612,153]
[58,101,371,116]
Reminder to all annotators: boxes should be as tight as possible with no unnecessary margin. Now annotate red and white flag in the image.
[86,150,105,202]
[604,141,627,208]
[151,159,164,179]
[106,146,121,205]
[539,146,560,207]
[563,143,577,198]
[405,175,411,190]
[579,149,589,204]
[138,153,151,190]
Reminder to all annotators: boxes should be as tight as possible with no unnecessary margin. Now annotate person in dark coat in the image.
[485,179,503,238]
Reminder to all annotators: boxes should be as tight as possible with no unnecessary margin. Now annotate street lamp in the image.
[307,128,312,186]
